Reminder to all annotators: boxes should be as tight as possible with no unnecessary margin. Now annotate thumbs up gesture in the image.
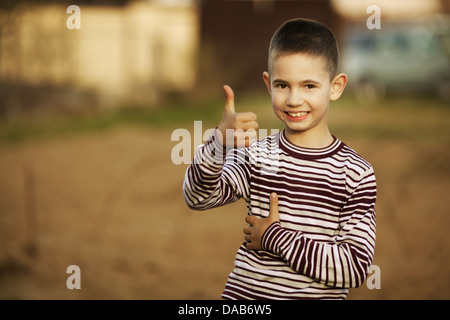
[217,85,259,148]
[243,193,280,250]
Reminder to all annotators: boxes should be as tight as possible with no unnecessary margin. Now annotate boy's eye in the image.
[305,84,316,89]
[276,83,288,89]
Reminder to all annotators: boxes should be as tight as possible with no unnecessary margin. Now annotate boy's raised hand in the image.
[217,85,259,148]
[244,193,280,250]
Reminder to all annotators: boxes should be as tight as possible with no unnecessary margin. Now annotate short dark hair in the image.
[268,18,339,79]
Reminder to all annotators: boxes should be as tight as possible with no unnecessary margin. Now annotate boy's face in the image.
[263,53,346,143]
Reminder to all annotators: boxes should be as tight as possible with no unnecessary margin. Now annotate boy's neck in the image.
[284,128,334,149]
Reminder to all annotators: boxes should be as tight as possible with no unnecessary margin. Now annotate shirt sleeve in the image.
[261,167,377,289]
[182,129,251,210]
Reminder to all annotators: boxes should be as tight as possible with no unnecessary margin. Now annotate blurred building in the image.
[0,0,199,113]
[0,0,448,116]
[0,0,342,114]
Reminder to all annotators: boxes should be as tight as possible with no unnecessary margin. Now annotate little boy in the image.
[183,18,377,300]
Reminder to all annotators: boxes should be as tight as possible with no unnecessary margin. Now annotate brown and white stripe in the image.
[183,129,377,300]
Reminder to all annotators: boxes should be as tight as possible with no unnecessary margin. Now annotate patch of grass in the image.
[0,95,226,144]
[329,94,450,142]
[0,92,449,145]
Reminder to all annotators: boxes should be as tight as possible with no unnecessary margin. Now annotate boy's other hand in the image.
[217,85,259,148]
[244,193,280,250]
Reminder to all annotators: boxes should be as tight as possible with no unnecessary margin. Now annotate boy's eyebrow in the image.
[272,78,322,85]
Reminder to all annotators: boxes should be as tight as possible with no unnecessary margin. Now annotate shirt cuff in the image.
[261,221,288,254]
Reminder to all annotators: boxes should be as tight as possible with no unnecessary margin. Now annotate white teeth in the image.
[287,112,308,117]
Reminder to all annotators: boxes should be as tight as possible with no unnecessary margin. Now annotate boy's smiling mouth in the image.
[285,111,310,121]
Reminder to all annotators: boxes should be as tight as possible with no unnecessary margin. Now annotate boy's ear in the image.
[330,73,348,101]
[263,71,272,94]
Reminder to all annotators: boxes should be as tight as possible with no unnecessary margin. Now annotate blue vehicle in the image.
[340,15,450,103]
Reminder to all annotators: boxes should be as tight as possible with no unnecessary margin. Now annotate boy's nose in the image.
[287,89,305,107]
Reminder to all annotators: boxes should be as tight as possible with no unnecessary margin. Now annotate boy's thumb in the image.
[269,192,280,223]
[223,85,235,114]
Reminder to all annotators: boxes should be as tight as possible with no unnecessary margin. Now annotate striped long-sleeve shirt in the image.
[183,129,377,300]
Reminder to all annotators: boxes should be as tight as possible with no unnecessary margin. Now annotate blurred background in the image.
[0,0,449,300]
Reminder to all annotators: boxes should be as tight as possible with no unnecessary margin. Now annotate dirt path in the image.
[0,125,449,299]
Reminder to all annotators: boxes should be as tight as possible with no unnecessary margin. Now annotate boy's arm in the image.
[245,168,377,289]
[183,129,247,209]
[183,86,258,210]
